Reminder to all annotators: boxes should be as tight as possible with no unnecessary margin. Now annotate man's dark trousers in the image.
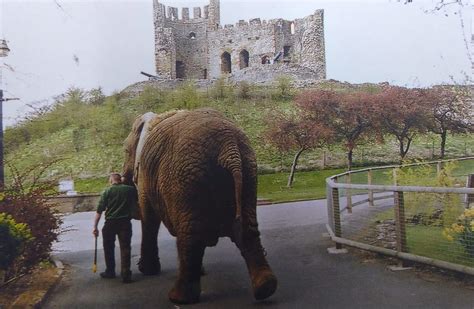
[102,218,132,277]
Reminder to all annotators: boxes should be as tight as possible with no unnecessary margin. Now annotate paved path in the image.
[45,201,474,308]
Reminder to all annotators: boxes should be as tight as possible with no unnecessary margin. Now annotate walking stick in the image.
[93,235,98,273]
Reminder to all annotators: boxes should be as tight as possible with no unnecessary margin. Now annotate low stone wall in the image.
[47,194,100,214]
[48,194,273,214]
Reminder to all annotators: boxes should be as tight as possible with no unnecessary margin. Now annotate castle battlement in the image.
[154,2,211,22]
[153,0,325,81]
[154,0,219,27]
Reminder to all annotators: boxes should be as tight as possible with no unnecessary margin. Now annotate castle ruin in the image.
[153,0,326,81]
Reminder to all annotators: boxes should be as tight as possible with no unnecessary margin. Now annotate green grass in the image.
[257,169,345,203]
[406,225,474,267]
[74,178,109,194]
[345,159,474,186]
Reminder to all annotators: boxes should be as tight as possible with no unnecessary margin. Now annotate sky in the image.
[0,0,472,127]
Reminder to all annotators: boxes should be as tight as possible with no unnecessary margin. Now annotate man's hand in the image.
[93,212,102,237]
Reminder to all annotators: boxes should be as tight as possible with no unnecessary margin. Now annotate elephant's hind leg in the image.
[240,230,278,300]
[138,199,161,275]
[169,235,205,304]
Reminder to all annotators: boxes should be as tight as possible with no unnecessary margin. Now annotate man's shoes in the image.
[122,270,132,283]
[100,271,116,279]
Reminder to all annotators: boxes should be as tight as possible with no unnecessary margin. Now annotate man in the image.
[93,173,137,283]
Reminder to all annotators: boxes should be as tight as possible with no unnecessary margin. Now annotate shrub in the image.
[210,77,233,100]
[443,207,474,256]
[237,81,253,100]
[392,161,463,227]
[0,163,62,276]
[273,75,294,100]
[172,82,202,109]
[0,213,33,271]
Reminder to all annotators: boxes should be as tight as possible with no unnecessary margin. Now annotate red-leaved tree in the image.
[296,90,376,170]
[265,112,333,187]
[374,86,430,161]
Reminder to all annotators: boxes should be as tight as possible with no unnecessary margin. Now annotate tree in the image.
[86,87,106,106]
[265,112,332,187]
[296,90,376,170]
[401,0,466,10]
[426,86,473,158]
[374,86,430,161]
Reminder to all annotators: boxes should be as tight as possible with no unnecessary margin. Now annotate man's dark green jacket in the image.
[97,184,138,220]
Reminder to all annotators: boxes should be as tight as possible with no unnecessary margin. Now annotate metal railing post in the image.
[368,169,374,206]
[466,174,474,208]
[394,191,407,253]
[346,172,352,213]
[332,187,343,249]
[326,181,334,231]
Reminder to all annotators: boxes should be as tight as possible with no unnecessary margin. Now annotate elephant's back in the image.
[142,108,253,181]
[150,109,249,154]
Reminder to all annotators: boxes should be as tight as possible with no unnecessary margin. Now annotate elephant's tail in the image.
[218,141,244,248]
[218,142,243,222]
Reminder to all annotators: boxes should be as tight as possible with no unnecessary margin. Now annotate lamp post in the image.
[0,39,11,190]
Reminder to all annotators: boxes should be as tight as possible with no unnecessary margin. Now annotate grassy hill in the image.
[5,79,473,196]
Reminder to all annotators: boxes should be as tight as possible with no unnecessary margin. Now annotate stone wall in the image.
[207,20,276,78]
[47,194,100,213]
[293,10,326,80]
[153,0,326,83]
[164,20,209,79]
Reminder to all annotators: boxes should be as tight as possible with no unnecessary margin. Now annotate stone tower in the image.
[153,0,326,81]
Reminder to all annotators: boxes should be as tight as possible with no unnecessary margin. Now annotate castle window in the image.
[290,22,295,35]
[283,46,291,58]
[189,32,196,39]
[239,50,249,69]
[221,52,232,74]
[261,55,270,64]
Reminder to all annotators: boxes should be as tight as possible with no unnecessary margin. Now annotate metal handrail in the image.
[326,156,474,194]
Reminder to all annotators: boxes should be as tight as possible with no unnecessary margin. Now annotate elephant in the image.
[122,108,277,304]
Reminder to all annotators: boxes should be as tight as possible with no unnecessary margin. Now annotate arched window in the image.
[221,52,232,74]
[189,32,196,39]
[239,50,249,69]
[261,55,270,65]
[290,22,295,35]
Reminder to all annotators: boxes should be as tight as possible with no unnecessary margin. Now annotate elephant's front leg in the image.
[168,234,205,304]
[138,198,161,275]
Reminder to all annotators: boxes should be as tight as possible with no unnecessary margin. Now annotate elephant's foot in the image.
[138,257,161,276]
[168,280,201,304]
[251,267,278,300]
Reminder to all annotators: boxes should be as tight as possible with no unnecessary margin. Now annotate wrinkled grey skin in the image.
[122,108,277,304]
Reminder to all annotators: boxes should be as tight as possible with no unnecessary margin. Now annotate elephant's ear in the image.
[133,112,157,183]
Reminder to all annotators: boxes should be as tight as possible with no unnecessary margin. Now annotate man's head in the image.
[109,173,122,185]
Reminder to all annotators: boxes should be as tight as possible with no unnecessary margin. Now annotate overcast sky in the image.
[0,0,472,127]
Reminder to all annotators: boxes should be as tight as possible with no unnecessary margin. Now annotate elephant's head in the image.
[122,112,157,186]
